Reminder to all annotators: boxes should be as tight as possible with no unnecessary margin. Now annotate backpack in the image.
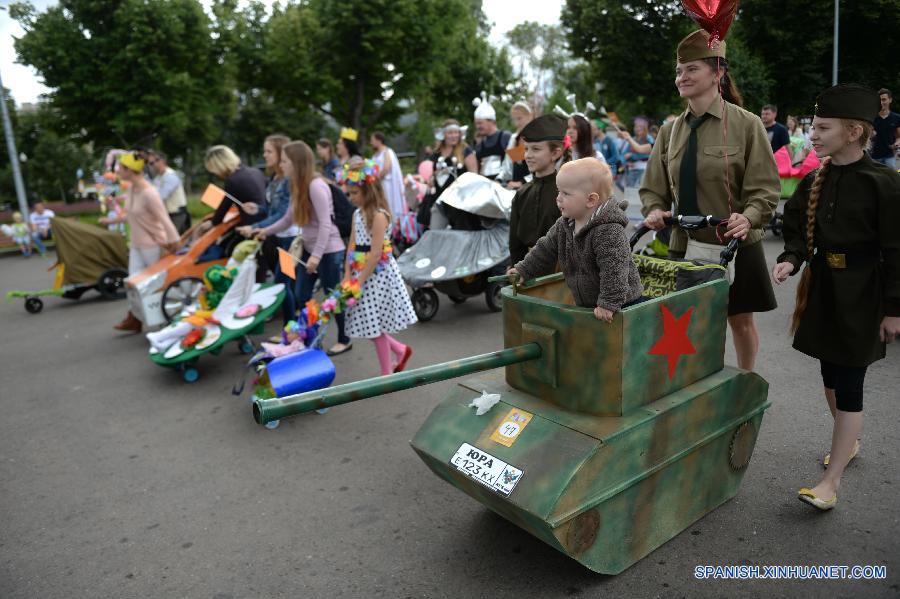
[329,183,354,238]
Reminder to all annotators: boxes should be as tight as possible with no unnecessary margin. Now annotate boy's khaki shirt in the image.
[639,96,780,248]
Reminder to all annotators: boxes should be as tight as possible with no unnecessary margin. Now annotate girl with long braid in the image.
[773,84,900,510]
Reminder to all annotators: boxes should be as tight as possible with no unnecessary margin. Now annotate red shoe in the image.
[393,346,413,373]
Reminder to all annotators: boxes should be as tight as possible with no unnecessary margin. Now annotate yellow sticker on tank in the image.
[490,408,533,447]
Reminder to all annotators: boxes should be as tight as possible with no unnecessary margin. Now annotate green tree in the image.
[16,104,93,202]
[262,0,514,142]
[506,22,568,102]
[739,0,900,116]
[12,0,230,158]
[562,0,693,120]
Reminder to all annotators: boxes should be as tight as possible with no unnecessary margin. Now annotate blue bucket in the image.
[267,348,335,398]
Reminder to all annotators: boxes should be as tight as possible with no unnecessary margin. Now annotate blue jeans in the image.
[295,249,350,344]
[31,230,48,254]
[873,155,897,169]
[625,168,646,189]
[273,236,297,325]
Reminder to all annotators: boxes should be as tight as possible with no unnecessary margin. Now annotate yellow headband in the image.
[119,152,145,173]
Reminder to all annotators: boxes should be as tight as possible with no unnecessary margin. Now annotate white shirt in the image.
[30,209,55,233]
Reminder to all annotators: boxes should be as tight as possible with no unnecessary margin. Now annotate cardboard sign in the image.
[201,184,226,209]
[505,144,526,162]
[277,247,296,280]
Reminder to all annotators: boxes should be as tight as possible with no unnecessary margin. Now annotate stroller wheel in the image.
[62,287,88,300]
[97,268,129,300]
[182,367,200,383]
[412,288,439,321]
[162,277,205,322]
[448,294,467,304]
[770,213,783,236]
[25,296,44,314]
[485,282,503,313]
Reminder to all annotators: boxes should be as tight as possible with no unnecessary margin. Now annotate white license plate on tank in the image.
[449,442,524,496]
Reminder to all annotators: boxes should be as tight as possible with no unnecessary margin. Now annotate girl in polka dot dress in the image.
[341,158,418,375]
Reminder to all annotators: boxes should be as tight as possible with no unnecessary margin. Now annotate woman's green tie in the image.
[677,113,712,217]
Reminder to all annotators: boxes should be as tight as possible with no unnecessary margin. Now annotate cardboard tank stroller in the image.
[6,217,128,314]
[252,214,768,574]
[397,173,513,320]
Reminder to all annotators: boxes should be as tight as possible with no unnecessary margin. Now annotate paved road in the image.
[1,235,898,599]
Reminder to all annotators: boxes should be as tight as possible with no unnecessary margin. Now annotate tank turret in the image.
[253,273,769,574]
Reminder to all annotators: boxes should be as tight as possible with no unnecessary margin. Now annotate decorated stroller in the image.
[6,217,129,314]
[767,144,820,236]
[236,277,364,428]
[397,173,512,321]
[146,240,285,382]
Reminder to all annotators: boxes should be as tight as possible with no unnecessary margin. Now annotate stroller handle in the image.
[629,214,728,248]
[629,215,740,267]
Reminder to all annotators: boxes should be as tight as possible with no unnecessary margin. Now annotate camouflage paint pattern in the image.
[253,270,769,574]
[503,273,727,415]
[410,367,768,574]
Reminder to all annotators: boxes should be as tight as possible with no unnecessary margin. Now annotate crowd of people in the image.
[8,24,896,514]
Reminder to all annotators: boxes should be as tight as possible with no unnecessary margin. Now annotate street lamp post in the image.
[832,0,839,85]
[0,68,29,219]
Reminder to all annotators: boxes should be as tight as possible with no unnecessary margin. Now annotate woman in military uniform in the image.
[640,30,780,371]
[773,84,900,510]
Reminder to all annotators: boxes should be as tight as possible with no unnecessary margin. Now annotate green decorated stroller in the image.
[6,217,129,314]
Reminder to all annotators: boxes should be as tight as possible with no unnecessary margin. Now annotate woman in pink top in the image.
[103,152,179,332]
[256,141,351,355]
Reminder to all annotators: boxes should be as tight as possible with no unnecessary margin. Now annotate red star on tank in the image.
[648,305,697,379]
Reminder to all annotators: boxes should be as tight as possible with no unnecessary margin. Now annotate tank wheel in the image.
[25,296,44,314]
[485,282,503,312]
[97,268,129,300]
[729,421,757,470]
[238,340,254,354]
[182,366,200,383]
[412,288,439,321]
[161,276,205,323]
[448,294,467,304]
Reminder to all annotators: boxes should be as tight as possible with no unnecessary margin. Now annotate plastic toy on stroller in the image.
[146,241,285,382]
[6,217,129,314]
[126,210,243,328]
[397,173,512,321]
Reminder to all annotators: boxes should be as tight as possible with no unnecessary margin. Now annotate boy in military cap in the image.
[508,158,643,321]
[508,114,568,265]
[773,84,900,511]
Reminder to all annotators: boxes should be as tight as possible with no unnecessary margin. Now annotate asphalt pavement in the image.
[1,234,898,599]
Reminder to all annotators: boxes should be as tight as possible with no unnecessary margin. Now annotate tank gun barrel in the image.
[253,343,542,424]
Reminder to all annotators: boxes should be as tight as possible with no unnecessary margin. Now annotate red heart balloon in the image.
[681,0,740,43]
